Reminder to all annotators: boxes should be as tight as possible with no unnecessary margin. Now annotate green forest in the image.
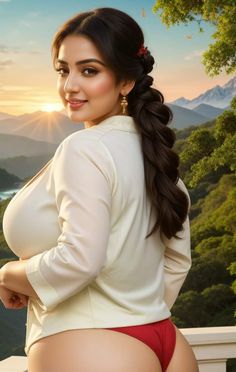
[0,101,235,367]
[172,98,236,328]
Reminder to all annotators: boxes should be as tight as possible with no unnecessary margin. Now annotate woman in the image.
[0,7,198,372]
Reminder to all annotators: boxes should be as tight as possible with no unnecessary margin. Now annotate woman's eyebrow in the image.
[56,58,106,66]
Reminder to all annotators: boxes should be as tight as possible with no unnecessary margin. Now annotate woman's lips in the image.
[67,99,88,109]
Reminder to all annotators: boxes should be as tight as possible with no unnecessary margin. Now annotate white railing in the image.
[0,326,235,371]
[183,326,236,372]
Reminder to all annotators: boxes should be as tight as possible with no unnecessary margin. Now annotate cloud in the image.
[0,59,14,70]
[0,44,41,55]
[28,50,41,55]
[0,44,20,54]
[184,50,204,61]
[0,59,14,69]
[0,59,14,66]
[0,44,8,53]
[0,85,33,91]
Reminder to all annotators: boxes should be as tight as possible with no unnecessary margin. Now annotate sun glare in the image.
[41,103,63,113]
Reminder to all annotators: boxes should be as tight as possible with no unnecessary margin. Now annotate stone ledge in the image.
[181,326,236,360]
[0,355,27,371]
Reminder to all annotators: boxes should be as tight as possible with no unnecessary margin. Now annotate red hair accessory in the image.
[137,43,148,57]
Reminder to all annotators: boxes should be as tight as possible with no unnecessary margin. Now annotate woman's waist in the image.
[28,282,170,324]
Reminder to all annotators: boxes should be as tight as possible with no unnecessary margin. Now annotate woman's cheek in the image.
[87,76,114,96]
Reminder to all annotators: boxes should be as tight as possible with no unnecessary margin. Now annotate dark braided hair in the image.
[51,7,189,240]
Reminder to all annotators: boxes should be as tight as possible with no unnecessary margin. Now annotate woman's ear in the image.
[120,79,136,95]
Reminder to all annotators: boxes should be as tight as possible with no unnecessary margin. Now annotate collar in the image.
[85,115,138,133]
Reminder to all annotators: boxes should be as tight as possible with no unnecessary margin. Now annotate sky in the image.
[0,0,234,115]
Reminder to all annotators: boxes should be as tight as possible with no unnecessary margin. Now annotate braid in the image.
[51,7,189,240]
[128,51,189,239]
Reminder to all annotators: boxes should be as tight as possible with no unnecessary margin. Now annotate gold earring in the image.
[121,95,128,115]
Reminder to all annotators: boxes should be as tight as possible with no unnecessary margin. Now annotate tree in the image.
[188,101,236,187]
[231,96,236,110]
[181,257,231,293]
[152,0,236,76]
[228,262,236,295]
[179,128,216,180]
[202,284,235,314]
[189,135,236,186]
[211,235,236,268]
[172,290,210,327]
[195,236,224,255]
[215,110,236,144]
[190,175,236,247]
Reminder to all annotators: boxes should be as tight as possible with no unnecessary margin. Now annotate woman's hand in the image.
[0,259,39,304]
[0,262,29,309]
[0,284,28,309]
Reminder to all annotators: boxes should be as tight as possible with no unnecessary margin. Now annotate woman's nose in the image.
[64,72,80,92]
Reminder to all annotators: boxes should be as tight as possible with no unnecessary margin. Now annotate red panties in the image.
[106,318,176,371]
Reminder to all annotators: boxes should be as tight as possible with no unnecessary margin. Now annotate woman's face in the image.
[55,34,129,128]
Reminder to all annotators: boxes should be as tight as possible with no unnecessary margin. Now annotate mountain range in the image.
[0,103,220,181]
[0,133,58,159]
[0,111,83,144]
[0,153,53,180]
[0,77,234,144]
[168,103,224,128]
[0,101,227,147]
[0,112,16,121]
[171,75,235,109]
[0,76,234,181]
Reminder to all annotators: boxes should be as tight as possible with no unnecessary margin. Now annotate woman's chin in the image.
[66,110,85,123]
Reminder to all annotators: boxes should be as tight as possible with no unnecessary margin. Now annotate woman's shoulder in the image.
[52,128,115,178]
[59,115,136,149]
[62,127,104,145]
[53,128,106,158]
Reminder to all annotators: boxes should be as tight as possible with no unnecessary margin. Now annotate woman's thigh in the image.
[27,328,162,372]
[166,326,199,372]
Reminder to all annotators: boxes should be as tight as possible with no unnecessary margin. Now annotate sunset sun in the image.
[41,103,63,113]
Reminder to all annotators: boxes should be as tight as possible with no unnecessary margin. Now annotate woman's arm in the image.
[2,136,113,312]
[163,215,191,310]
[163,178,192,310]
[0,259,39,309]
[0,260,40,299]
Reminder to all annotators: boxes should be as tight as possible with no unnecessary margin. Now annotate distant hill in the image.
[192,104,224,119]
[0,133,58,159]
[170,75,236,109]
[168,104,210,129]
[0,168,22,190]
[0,111,84,144]
[0,112,16,121]
[0,154,54,179]
[0,105,211,137]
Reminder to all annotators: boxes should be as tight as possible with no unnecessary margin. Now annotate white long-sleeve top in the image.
[2,114,191,356]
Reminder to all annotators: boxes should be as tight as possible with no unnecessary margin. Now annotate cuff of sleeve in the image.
[25,252,60,311]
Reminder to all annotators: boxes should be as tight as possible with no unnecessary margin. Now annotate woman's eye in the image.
[82,67,97,76]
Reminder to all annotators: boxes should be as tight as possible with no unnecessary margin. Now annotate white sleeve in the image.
[163,178,192,310]
[25,134,114,311]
